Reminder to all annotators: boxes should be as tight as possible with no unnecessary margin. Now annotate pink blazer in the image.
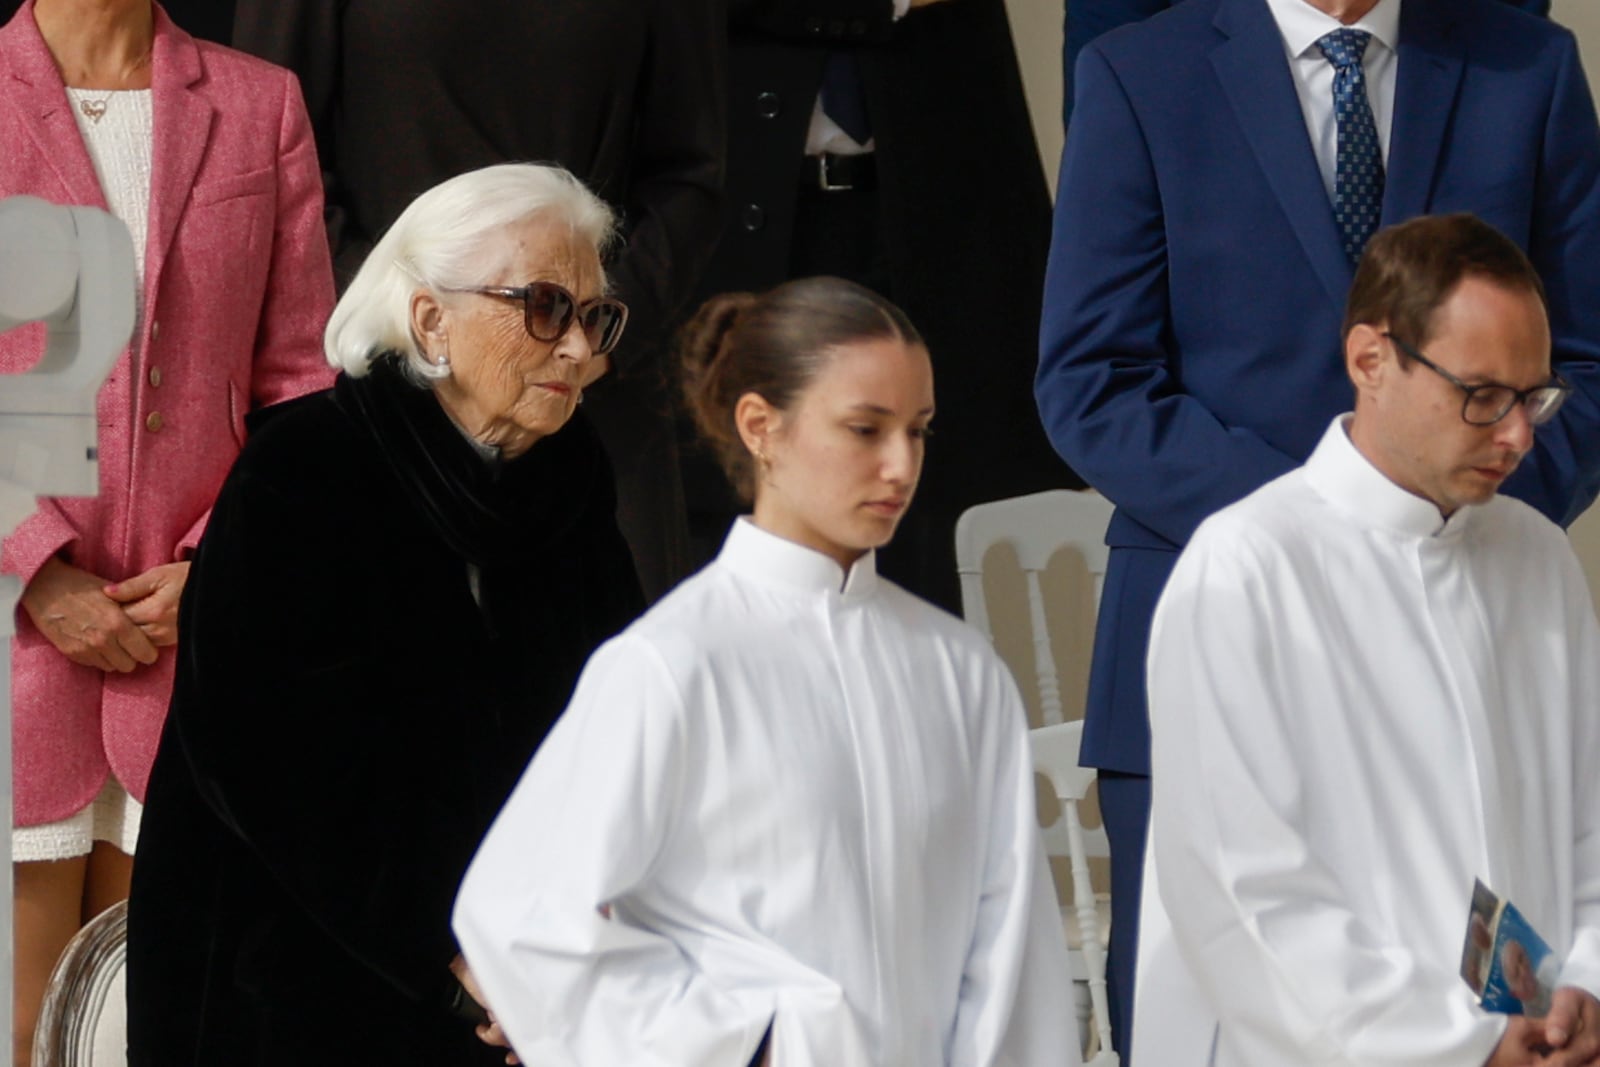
[0,1,336,824]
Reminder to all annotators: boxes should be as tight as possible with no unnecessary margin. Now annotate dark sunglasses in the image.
[444,281,629,354]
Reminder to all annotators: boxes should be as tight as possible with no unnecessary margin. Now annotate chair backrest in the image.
[1032,721,1116,1064]
[956,490,1117,1063]
[954,489,1115,727]
[32,899,128,1067]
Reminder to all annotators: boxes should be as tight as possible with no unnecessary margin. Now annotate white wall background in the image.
[1004,0,1600,607]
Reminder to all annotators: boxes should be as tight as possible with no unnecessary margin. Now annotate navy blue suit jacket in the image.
[1038,0,1600,775]
[1061,0,1551,125]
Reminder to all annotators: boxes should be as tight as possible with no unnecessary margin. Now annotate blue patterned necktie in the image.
[821,53,872,145]
[1317,28,1384,265]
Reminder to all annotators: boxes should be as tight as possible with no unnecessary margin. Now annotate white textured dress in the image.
[454,519,1077,1067]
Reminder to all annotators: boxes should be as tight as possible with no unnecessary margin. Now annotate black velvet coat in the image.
[126,362,644,1066]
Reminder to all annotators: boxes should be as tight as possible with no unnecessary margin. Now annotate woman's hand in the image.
[104,561,191,646]
[450,956,521,1065]
[21,557,159,672]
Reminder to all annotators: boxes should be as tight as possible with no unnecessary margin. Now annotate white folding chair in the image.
[33,899,128,1067]
[1032,721,1116,1066]
[954,490,1114,726]
[955,489,1117,1064]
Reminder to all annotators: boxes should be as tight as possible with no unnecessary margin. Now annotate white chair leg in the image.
[1074,979,1092,1057]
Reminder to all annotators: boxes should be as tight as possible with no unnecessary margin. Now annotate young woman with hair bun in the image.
[454,276,1077,1067]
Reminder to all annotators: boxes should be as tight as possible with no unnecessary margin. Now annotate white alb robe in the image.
[1135,416,1600,1067]
[454,519,1077,1067]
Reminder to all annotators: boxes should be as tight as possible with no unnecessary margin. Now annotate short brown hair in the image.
[678,277,923,502]
[1342,213,1546,351]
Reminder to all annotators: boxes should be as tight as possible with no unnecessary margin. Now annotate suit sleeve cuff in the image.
[175,507,212,560]
[2,500,79,588]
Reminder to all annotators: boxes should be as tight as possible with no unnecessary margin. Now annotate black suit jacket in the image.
[699,0,1074,517]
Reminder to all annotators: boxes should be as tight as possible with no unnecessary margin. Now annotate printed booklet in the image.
[1460,878,1557,1016]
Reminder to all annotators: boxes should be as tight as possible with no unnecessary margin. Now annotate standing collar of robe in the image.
[1303,413,1474,541]
[718,518,880,603]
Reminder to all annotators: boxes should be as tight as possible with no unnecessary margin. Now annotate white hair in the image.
[324,163,619,382]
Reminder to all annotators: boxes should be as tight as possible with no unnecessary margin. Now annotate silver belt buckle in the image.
[818,154,852,192]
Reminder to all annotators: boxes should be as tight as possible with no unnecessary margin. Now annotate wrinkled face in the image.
[1348,276,1551,518]
[418,217,603,458]
[747,337,935,571]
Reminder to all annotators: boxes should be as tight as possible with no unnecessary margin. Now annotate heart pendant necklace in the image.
[78,95,110,123]
[69,46,151,125]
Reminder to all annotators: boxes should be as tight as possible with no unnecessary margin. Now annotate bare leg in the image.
[14,856,89,1067]
[82,841,133,921]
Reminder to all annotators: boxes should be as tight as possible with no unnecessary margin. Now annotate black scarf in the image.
[333,355,604,571]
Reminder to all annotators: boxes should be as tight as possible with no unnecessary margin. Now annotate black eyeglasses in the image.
[1383,332,1570,427]
[443,281,629,355]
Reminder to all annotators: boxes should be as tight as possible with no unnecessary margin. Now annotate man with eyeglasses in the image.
[1135,213,1600,1067]
[1037,2,1600,1057]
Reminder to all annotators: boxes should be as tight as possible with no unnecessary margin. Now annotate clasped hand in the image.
[21,557,189,672]
[1489,988,1600,1066]
[450,956,521,1065]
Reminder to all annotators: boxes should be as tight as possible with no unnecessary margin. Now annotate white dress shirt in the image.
[455,519,1077,1067]
[1134,416,1600,1067]
[1264,0,1400,200]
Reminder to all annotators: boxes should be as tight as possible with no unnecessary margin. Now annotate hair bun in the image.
[679,292,756,387]
[676,278,920,506]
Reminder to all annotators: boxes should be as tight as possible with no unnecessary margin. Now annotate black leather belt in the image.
[800,152,877,192]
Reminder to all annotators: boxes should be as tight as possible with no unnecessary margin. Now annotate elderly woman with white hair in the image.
[124,162,645,1066]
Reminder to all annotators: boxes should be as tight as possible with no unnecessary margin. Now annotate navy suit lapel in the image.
[1209,0,1352,307]
[1384,0,1464,221]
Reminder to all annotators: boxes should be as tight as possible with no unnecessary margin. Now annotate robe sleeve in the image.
[1144,522,1507,1067]
[452,636,771,1067]
[1556,548,1600,996]
[948,666,1081,1067]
